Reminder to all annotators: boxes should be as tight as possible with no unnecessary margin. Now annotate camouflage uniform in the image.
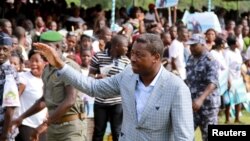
[186,51,220,141]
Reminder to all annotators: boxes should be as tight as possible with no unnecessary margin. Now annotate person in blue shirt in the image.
[186,34,220,141]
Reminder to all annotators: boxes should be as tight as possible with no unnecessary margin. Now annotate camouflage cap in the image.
[186,34,206,45]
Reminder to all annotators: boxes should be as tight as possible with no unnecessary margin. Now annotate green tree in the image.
[66,0,250,12]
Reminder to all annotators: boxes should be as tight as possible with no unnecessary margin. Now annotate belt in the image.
[54,113,85,124]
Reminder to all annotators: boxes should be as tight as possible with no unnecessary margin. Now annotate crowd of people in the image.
[0,0,250,141]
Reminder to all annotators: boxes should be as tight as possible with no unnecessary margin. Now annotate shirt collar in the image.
[136,65,163,87]
[1,60,10,67]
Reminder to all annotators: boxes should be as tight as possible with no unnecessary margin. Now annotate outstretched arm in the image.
[12,97,46,128]
[59,64,121,98]
[34,42,121,98]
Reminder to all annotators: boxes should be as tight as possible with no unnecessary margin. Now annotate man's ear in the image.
[55,44,61,50]
[154,53,161,61]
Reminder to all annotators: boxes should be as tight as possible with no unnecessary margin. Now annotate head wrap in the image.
[0,32,12,46]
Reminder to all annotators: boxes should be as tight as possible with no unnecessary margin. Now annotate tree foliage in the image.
[66,0,250,12]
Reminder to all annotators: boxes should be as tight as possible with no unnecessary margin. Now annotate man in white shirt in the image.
[169,26,189,80]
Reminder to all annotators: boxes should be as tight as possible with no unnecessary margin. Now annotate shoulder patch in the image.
[206,53,214,61]
[65,58,81,71]
[207,56,213,61]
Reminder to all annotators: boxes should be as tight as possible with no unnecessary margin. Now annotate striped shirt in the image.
[90,51,130,105]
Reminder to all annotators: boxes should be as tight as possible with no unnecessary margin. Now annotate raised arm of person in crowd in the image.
[173,6,177,24]
[138,13,146,33]
[154,7,161,25]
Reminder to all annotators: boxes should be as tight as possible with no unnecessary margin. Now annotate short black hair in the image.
[227,34,237,46]
[111,34,129,48]
[177,25,187,34]
[28,48,46,61]
[80,34,92,41]
[205,28,216,35]
[11,50,24,64]
[212,36,225,49]
[135,33,164,59]
[0,19,10,28]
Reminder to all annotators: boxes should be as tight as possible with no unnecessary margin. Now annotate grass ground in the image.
[195,110,250,141]
[102,110,250,141]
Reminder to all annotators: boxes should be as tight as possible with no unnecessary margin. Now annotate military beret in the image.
[0,32,12,46]
[40,31,63,42]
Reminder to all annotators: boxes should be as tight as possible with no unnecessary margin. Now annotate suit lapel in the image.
[137,69,168,126]
[126,73,139,124]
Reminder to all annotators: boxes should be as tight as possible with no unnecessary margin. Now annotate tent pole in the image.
[208,0,211,12]
[237,0,239,21]
[111,0,116,31]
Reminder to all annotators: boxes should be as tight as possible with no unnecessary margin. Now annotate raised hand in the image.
[33,43,65,69]
[138,13,145,21]
[98,39,105,52]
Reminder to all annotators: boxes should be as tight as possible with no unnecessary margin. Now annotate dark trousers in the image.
[92,103,122,141]
[15,125,47,141]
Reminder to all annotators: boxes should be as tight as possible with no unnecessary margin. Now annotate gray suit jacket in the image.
[60,65,194,141]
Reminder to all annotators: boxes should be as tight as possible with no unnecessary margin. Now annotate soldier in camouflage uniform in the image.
[185,34,220,141]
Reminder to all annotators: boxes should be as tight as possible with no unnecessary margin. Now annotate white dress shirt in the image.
[135,66,163,121]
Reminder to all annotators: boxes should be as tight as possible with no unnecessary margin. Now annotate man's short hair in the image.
[227,34,237,46]
[135,33,164,59]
